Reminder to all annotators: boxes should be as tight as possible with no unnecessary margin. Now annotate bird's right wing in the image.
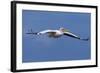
[64,32,89,41]
[64,32,80,38]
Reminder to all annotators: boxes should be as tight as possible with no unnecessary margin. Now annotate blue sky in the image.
[22,10,91,63]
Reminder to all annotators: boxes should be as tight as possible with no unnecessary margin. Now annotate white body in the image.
[38,29,64,37]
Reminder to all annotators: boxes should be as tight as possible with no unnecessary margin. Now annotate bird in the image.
[26,27,89,41]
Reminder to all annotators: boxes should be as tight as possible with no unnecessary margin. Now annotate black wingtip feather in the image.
[26,32,37,35]
[79,38,89,41]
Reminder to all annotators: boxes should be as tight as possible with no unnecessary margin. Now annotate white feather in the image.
[38,30,56,34]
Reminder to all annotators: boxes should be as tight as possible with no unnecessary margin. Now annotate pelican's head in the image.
[59,27,68,32]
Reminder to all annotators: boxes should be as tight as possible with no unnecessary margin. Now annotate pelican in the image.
[26,27,89,41]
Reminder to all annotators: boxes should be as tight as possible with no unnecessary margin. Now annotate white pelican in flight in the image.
[26,27,89,41]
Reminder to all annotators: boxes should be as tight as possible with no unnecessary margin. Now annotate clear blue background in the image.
[22,10,91,63]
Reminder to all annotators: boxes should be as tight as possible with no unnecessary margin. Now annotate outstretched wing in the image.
[64,32,89,41]
[26,29,57,35]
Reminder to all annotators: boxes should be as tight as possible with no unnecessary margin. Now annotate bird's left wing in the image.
[64,31,89,41]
